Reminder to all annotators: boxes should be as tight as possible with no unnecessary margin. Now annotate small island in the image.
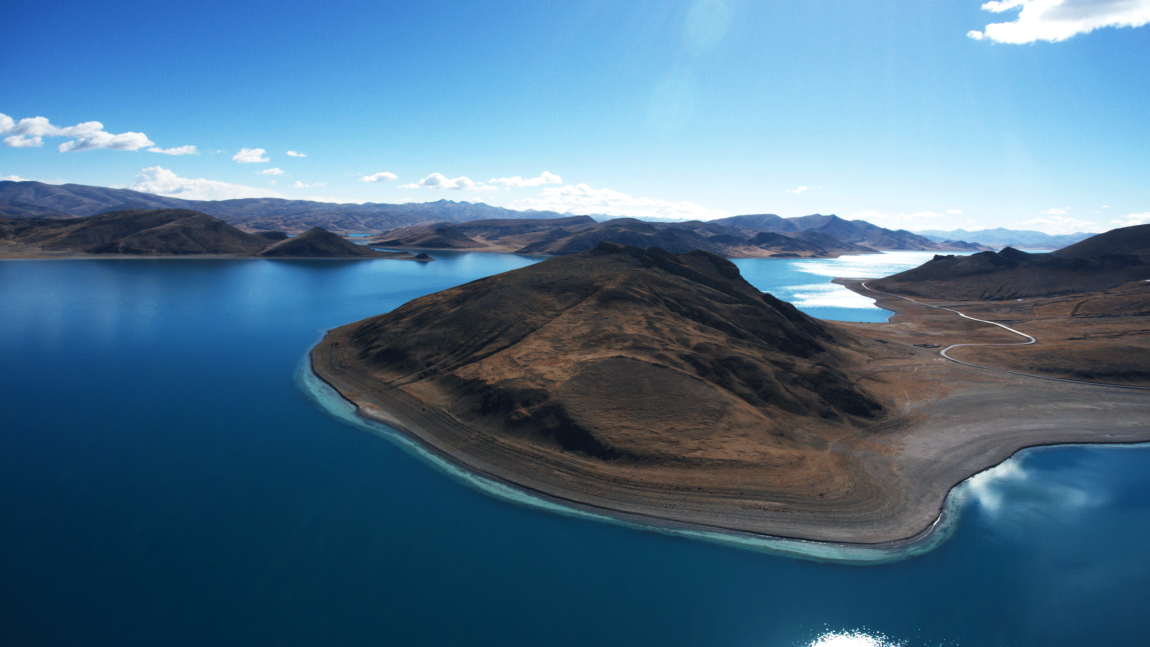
[312,237,1150,545]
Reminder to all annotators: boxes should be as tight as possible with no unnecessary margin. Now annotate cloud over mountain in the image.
[400,173,495,191]
[512,183,726,220]
[488,171,562,187]
[130,166,284,201]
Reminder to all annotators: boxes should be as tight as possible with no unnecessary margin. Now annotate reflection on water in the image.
[733,251,961,322]
[1,255,1149,647]
[807,630,906,647]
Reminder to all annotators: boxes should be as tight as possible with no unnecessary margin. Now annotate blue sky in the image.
[2,0,1148,233]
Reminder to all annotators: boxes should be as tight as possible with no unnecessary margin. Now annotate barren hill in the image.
[870,227,1150,300]
[0,210,429,260]
[260,227,429,259]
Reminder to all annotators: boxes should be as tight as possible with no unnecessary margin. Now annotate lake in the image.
[2,252,1147,646]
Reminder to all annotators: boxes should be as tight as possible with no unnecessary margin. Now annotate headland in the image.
[311,241,1150,545]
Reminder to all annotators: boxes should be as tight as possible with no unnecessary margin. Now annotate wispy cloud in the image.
[130,166,285,201]
[1,174,30,181]
[148,145,198,155]
[232,148,269,163]
[359,171,397,183]
[1111,212,1150,227]
[1,112,155,151]
[1041,207,1070,215]
[292,180,327,189]
[948,209,964,215]
[968,0,1150,44]
[488,171,562,187]
[286,150,306,157]
[512,183,726,220]
[849,210,948,222]
[1020,215,1102,234]
[257,168,285,175]
[786,186,808,195]
[400,173,496,191]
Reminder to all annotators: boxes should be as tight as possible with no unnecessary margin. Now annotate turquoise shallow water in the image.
[1,252,1148,646]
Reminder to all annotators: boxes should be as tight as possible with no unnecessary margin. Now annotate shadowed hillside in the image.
[870,226,1150,300]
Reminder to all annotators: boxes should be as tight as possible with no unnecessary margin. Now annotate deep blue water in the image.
[2,252,1149,647]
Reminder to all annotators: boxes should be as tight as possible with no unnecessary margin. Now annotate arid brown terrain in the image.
[312,241,1150,544]
[0,210,431,260]
[366,215,979,259]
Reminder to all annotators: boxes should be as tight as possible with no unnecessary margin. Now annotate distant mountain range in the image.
[914,227,1092,250]
[711,213,984,252]
[1,180,985,253]
[873,224,1150,300]
[372,214,984,257]
[0,180,572,234]
[0,209,428,260]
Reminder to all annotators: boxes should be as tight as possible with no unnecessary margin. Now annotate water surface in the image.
[2,252,1147,646]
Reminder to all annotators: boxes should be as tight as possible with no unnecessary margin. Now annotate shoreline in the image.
[302,342,1150,563]
[297,349,963,564]
[307,281,1150,557]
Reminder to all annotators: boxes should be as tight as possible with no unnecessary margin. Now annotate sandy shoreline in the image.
[301,349,961,563]
[308,281,1150,555]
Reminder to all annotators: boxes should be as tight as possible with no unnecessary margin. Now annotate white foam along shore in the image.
[296,350,979,565]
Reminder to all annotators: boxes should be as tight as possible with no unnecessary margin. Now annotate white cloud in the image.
[4,135,42,148]
[968,0,1150,44]
[233,148,269,163]
[359,171,398,183]
[488,171,562,187]
[1041,207,1070,214]
[904,211,948,220]
[148,145,198,155]
[849,210,890,220]
[849,210,948,222]
[292,180,327,189]
[1,174,30,181]
[257,168,285,175]
[286,150,306,157]
[948,209,964,215]
[0,112,155,152]
[130,166,286,201]
[786,186,809,195]
[512,183,726,220]
[1020,215,1102,234]
[1111,212,1150,227]
[400,172,493,191]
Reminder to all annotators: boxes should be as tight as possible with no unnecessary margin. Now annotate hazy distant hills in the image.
[872,224,1150,299]
[369,215,975,258]
[713,213,984,252]
[0,180,573,234]
[2,180,985,253]
[915,227,1092,250]
[0,209,427,260]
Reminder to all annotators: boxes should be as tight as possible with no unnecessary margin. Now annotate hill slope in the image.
[260,227,430,259]
[2,209,273,255]
[870,226,1150,299]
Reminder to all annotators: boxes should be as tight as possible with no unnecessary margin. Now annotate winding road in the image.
[859,282,1150,391]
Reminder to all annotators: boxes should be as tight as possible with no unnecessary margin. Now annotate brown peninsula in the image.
[313,241,1150,545]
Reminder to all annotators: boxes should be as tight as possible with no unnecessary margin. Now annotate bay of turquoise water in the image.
[1,251,1147,647]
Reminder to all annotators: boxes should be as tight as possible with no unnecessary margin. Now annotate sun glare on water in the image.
[807,630,906,647]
